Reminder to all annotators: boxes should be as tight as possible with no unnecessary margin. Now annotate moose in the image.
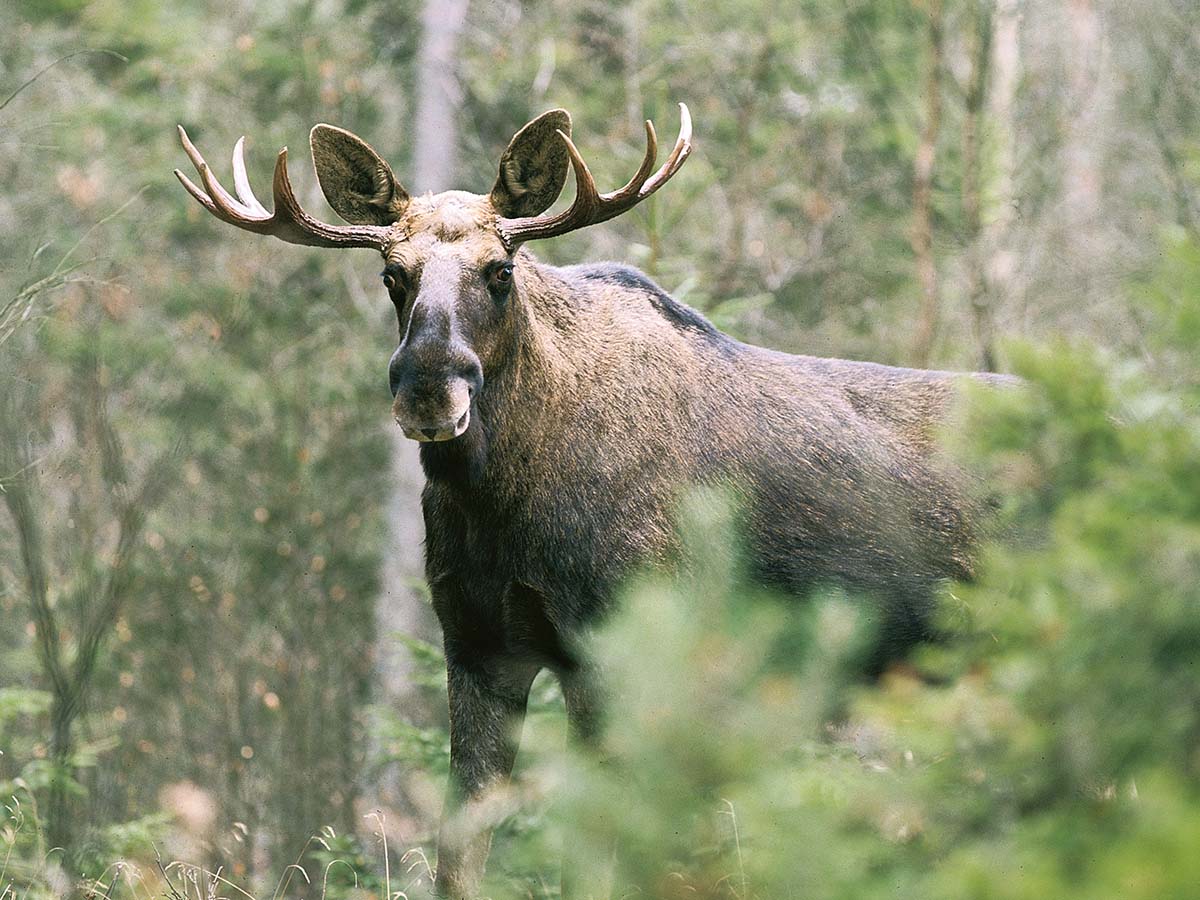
[175,104,1008,898]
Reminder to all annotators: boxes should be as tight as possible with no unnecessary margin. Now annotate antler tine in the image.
[174,127,222,217]
[174,125,389,250]
[198,149,260,223]
[270,147,334,242]
[174,167,219,216]
[177,125,257,224]
[496,103,693,248]
[176,125,211,187]
[643,102,692,196]
[231,137,270,217]
[604,119,659,203]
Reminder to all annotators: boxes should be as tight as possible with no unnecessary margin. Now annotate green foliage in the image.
[372,705,450,780]
[307,827,386,899]
[0,690,51,736]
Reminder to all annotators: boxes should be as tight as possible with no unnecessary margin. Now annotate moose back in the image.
[175,105,1008,898]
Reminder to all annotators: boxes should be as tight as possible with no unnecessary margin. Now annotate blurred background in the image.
[1,0,1199,897]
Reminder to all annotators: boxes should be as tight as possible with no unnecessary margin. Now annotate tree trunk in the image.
[910,0,944,368]
[412,0,469,192]
[983,0,1020,361]
[962,2,996,371]
[369,0,469,841]
[1060,0,1106,305]
[47,689,77,852]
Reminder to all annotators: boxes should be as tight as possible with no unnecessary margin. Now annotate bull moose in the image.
[175,104,1008,898]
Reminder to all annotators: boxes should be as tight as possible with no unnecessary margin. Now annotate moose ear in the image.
[309,124,409,226]
[490,109,572,218]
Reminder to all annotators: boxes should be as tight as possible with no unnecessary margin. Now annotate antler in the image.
[496,103,693,248]
[174,126,390,250]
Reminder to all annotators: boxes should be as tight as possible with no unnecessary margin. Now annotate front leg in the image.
[434,654,538,899]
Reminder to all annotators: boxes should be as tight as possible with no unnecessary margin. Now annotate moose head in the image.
[175,107,692,443]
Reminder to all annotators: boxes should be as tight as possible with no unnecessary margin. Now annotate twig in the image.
[0,50,128,114]
[321,860,357,899]
[366,811,392,900]
[1,186,146,346]
[720,799,748,900]
[269,837,316,900]
[162,862,255,900]
[50,186,149,279]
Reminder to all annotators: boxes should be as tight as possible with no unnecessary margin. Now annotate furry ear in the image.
[490,109,572,218]
[309,124,409,226]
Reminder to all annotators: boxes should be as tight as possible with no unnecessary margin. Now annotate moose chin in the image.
[175,103,1011,899]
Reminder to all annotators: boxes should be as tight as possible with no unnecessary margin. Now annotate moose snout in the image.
[394,393,472,443]
[389,350,482,443]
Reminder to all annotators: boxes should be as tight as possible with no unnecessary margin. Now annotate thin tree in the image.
[366,0,470,849]
[1,347,173,851]
[961,1,997,370]
[910,0,945,367]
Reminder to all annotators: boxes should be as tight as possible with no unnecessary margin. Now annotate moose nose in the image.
[392,372,474,442]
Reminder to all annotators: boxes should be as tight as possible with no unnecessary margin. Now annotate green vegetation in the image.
[2,0,1199,897]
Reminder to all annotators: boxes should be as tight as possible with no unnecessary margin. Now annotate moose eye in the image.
[489,264,514,290]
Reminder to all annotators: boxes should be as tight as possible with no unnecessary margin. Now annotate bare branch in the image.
[1,473,68,699]
[0,49,127,115]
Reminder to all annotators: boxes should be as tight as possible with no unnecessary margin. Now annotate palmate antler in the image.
[173,126,390,250]
[496,103,693,249]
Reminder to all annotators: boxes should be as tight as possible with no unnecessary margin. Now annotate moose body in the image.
[424,259,989,663]
[175,105,1006,899]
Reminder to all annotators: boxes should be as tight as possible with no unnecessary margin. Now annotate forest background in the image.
[2,0,1199,897]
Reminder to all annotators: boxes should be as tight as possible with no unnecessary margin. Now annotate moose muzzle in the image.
[389,344,482,444]
[393,382,473,442]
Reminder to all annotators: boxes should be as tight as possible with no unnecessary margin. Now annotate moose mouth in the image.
[401,408,471,443]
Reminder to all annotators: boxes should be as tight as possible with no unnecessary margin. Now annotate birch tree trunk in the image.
[1060,0,1107,307]
[983,0,1020,356]
[413,0,470,193]
[962,1,996,371]
[370,0,469,840]
[910,0,944,367]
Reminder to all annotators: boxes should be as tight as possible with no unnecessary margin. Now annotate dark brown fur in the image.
[420,257,998,671]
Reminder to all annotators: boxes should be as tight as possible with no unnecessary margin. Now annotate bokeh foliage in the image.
[0,0,1198,897]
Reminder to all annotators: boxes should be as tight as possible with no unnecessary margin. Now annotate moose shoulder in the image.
[175,105,1010,899]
